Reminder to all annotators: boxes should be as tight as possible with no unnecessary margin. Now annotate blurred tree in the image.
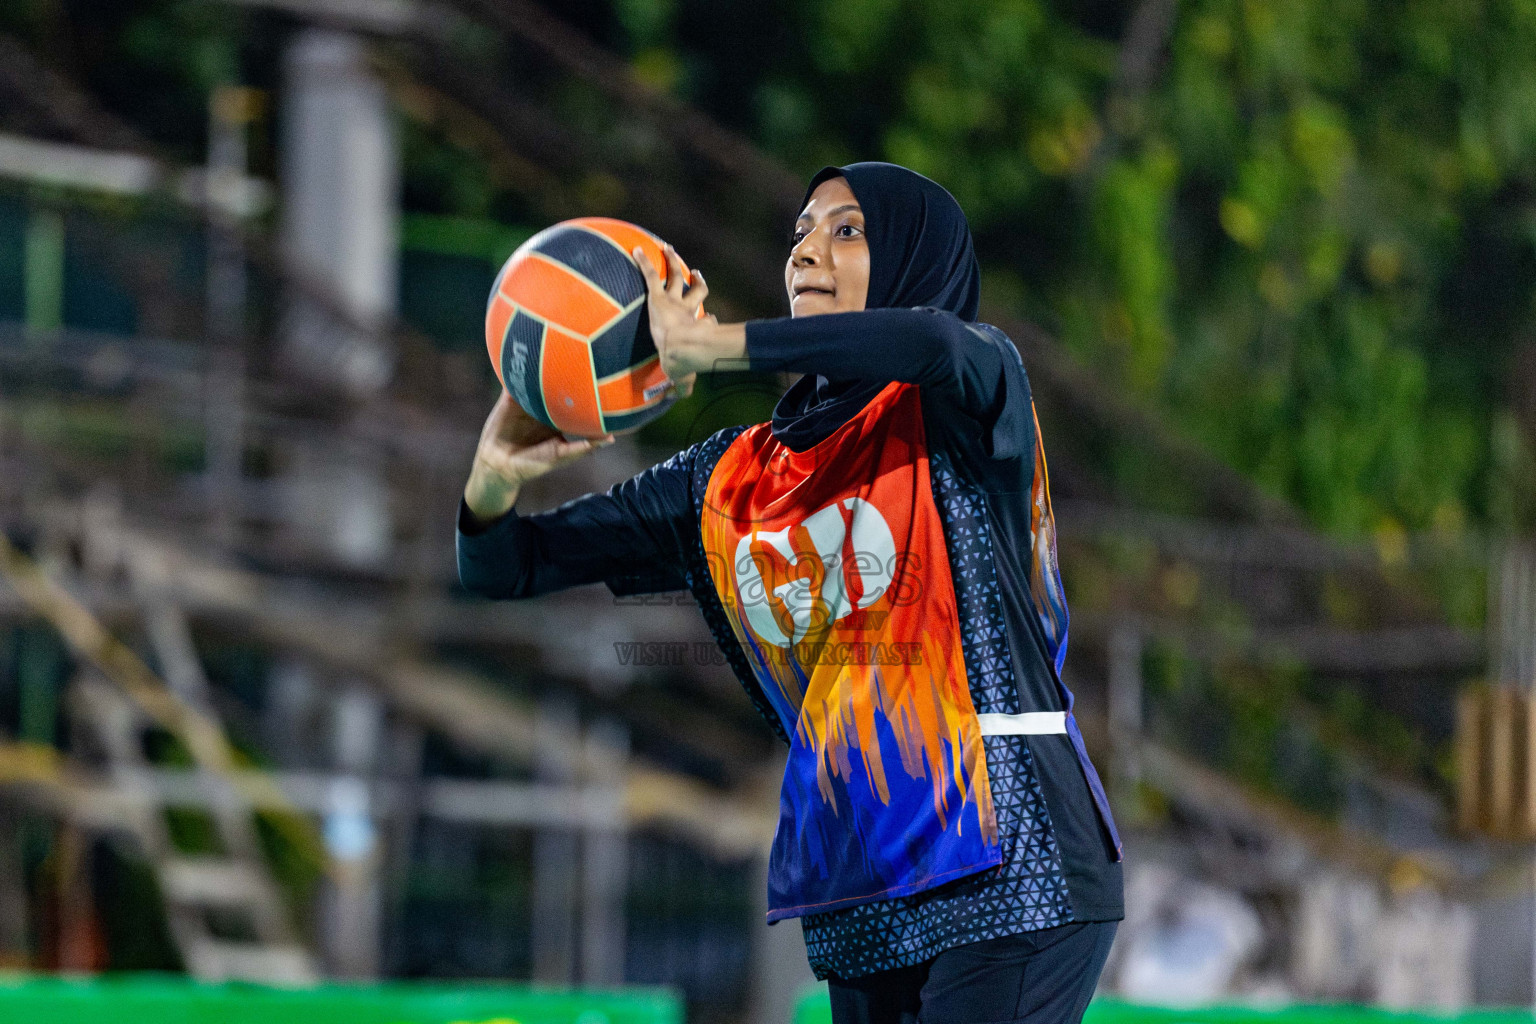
[551,0,1536,541]
[0,0,268,167]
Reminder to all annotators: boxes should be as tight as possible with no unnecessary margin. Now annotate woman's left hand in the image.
[633,243,710,396]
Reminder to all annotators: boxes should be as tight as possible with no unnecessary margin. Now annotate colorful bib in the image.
[701,381,1001,920]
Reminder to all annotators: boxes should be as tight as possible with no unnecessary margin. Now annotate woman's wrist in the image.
[463,461,521,525]
[672,319,748,376]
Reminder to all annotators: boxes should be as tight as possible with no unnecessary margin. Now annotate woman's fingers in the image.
[634,243,705,366]
[685,269,709,312]
[663,243,689,300]
[483,391,545,453]
[551,434,614,460]
[514,434,614,477]
[484,389,522,435]
[633,243,701,303]
[633,247,663,299]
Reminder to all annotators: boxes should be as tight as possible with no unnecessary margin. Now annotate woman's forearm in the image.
[743,307,994,396]
[456,499,542,598]
[456,449,699,600]
[667,319,749,377]
[669,308,973,389]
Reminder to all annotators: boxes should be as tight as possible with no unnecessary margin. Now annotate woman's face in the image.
[785,176,870,317]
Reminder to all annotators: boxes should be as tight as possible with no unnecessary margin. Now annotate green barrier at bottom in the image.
[0,974,682,1024]
[791,987,1536,1024]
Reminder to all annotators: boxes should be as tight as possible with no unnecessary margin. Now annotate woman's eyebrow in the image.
[796,203,863,225]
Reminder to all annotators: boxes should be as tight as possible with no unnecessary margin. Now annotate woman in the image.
[459,162,1124,1024]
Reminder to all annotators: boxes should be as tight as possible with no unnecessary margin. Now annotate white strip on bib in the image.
[975,711,1067,736]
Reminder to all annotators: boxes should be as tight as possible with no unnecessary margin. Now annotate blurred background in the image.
[0,0,1533,1021]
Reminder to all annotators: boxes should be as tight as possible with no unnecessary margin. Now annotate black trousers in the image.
[826,921,1118,1024]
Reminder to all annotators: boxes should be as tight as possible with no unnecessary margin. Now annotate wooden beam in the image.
[99,526,777,859]
[0,133,272,217]
[1455,686,1482,835]
[1488,686,1516,838]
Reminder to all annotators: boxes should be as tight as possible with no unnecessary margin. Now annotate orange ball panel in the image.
[540,326,603,437]
[597,353,670,413]
[499,253,621,339]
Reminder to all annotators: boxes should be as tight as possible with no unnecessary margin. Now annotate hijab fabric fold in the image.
[770,161,982,450]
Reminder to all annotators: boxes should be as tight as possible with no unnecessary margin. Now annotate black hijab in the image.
[769,161,982,451]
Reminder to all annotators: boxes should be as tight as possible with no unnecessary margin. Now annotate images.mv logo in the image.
[731,496,908,648]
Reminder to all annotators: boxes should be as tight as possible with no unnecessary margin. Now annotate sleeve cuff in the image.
[973,324,1033,463]
[458,495,517,538]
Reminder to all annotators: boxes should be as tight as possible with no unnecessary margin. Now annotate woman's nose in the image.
[793,240,821,266]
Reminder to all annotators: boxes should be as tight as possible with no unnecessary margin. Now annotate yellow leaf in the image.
[1219,197,1265,248]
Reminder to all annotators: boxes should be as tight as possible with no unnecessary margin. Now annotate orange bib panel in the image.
[701,382,1002,919]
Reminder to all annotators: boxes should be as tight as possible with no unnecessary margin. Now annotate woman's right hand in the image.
[462,391,615,525]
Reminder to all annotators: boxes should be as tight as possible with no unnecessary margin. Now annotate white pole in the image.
[1108,620,1144,814]
[205,85,250,547]
[532,696,580,983]
[581,718,629,986]
[278,28,398,395]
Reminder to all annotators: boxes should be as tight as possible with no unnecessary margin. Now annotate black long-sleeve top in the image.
[456,306,1123,980]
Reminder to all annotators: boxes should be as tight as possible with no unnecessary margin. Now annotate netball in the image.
[485,216,695,438]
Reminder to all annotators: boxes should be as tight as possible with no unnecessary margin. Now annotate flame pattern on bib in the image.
[701,382,1001,919]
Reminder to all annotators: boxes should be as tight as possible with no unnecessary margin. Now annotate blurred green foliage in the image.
[631,0,1536,540]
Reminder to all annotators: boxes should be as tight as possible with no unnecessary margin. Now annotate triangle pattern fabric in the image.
[799,448,1073,980]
